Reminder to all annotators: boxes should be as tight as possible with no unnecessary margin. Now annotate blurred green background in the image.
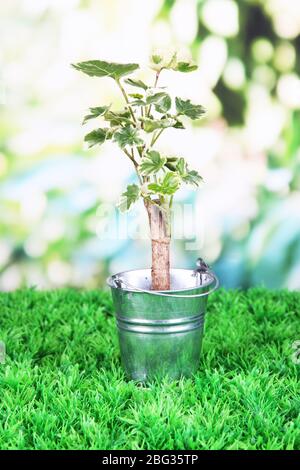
[0,0,300,290]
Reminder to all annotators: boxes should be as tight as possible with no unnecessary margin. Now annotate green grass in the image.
[0,288,299,450]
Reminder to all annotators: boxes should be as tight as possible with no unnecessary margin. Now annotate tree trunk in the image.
[145,201,171,291]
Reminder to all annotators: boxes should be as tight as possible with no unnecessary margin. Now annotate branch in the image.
[116,79,137,124]
[147,70,160,117]
[123,148,142,183]
[150,128,164,147]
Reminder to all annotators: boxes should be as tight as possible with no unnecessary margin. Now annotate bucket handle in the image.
[112,271,219,298]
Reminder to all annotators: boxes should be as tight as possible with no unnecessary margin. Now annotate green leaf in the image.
[146,92,167,104]
[164,156,178,171]
[146,92,171,114]
[117,184,140,212]
[182,169,203,186]
[139,151,167,176]
[114,126,144,148]
[151,54,163,65]
[82,105,110,125]
[159,114,185,129]
[84,128,109,148]
[142,117,176,133]
[72,60,139,80]
[130,99,147,107]
[176,157,187,176]
[172,61,198,73]
[175,97,205,120]
[125,78,148,90]
[129,93,144,99]
[104,110,132,126]
[175,158,203,186]
[173,118,185,129]
[148,172,181,195]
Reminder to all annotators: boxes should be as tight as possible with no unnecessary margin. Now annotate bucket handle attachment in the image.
[112,270,219,298]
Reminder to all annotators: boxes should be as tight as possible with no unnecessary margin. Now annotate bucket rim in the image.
[106,267,215,293]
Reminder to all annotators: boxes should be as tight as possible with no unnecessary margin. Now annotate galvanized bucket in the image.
[107,266,219,382]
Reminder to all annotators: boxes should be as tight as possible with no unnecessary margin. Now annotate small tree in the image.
[73,53,205,290]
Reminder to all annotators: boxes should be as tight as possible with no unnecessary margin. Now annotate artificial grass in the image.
[0,287,299,450]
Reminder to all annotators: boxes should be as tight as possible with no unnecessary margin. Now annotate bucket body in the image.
[107,268,216,382]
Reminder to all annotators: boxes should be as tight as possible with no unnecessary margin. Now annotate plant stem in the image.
[123,148,142,183]
[150,128,164,147]
[154,71,160,88]
[147,71,160,117]
[117,79,145,176]
[145,200,171,290]
[116,79,137,124]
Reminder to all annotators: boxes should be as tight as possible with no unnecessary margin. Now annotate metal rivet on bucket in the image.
[107,262,219,382]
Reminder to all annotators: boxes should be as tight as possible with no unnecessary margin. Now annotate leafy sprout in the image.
[72,54,205,213]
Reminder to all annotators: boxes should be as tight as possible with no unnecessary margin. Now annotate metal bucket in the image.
[107,267,219,382]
